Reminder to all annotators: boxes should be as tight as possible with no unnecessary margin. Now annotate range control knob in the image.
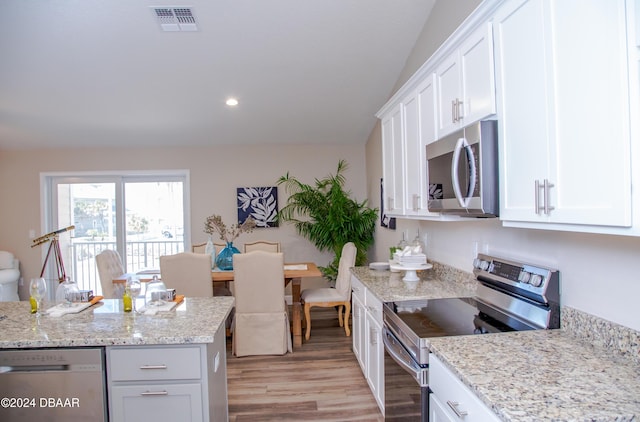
[529,274,544,287]
[518,271,531,284]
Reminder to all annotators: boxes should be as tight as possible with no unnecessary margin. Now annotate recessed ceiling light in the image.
[225,98,239,106]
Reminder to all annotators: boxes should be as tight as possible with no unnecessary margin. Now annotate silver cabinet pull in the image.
[456,99,464,121]
[412,194,420,211]
[140,390,169,396]
[446,400,468,418]
[535,180,542,214]
[139,364,168,370]
[452,100,457,123]
[543,179,555,215]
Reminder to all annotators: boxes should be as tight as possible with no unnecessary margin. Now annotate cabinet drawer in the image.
[108,346,202,382]
[365,288,383,324]
[429,354,499,422]
[110,383,203,422]
[351,276,366,302]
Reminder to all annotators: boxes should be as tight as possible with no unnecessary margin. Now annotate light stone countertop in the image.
[352,264,640,422]
[351,264,478,301]
[0,296,235,349]
[428,330,640,422]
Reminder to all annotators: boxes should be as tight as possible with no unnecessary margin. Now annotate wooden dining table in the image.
[114,262,322,348]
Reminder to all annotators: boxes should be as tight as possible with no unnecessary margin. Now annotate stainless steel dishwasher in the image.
[0,347,107,421]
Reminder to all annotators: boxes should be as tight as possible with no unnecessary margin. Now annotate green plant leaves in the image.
[277,159,378,282]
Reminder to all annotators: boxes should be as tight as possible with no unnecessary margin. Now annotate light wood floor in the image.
[226,307,384,422]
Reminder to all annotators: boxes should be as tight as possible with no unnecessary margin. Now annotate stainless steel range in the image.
[382,253,560,421]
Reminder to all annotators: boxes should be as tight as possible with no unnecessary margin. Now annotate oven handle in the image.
[451,137,476,208]
[382,326,428,387]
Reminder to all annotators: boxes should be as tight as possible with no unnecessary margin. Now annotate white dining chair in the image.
[95,249,126,299]
[301,242,357,341]
[232,251,291,357]
[243,240,281,253]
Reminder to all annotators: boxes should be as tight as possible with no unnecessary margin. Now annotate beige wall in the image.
[0,144,366,298]
[365,0,640,331]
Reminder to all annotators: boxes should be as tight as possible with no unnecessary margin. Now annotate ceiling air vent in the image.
[152,7,198,32]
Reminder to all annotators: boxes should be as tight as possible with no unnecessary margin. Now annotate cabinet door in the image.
[381,103,405,215]
[404,76,440,217]
[547,0,631,226]
[494,0,553,222]
[365,313,384,411]
[351,291,365,372]
[497,0,632,227]
[460,23,496,124]
[110,383,203,422]
[436,52,462,137]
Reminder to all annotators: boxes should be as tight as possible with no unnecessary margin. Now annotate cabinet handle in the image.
[370,328,378,345]
[543,179,555,215]
[451,100,457,123]
[534,180,542,214]
[139,364,168,370]
[446,400,468,418]
[140,390,169,396]
[388,197,394,210]
[412,194,420,211]
[456,99,464,121]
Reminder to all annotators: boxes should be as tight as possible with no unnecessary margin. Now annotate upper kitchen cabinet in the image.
[381,103,405,215]
[436,23,497,138]
[494,0,636,232]
[403,75,441,217]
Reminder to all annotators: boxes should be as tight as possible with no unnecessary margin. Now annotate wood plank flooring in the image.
[226,307,384,422]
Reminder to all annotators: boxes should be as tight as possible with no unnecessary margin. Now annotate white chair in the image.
[0,251,20,301]
[243,241,281,253]
[191,242,207,254]
[95,249,125,299]
[301,242,357,341]
[232,251,291,357]
[159,252,221,297]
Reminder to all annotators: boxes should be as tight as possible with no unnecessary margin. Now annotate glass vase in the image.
[215,241,240,271]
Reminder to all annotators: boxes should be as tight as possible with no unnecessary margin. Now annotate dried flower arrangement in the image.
[204,214,256,243]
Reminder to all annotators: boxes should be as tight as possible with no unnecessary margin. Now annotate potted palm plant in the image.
[277,160,378,282]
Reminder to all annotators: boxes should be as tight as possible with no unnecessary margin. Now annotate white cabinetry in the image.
[429,354,499,422]
[436,23,496,137]
[403,75,441,217]
[378,8,498,220]
[351,276,384,414]
[381,103,405,215]
[495,0,634,230]
[107,332,228,422]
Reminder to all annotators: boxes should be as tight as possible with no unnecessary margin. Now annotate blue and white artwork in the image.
[237,186,278,228]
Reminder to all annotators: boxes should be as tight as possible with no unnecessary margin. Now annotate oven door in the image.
[383,326,429,422]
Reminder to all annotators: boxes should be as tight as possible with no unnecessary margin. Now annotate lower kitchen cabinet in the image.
[429,354,499,422]
[351,275,385,414]
[106,328,228,422]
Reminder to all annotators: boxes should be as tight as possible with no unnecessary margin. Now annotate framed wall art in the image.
[237,186,278,228]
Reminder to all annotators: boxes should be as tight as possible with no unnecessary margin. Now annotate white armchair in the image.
[0,251,20,301]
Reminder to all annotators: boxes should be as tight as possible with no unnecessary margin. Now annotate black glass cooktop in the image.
[384,297,534,339]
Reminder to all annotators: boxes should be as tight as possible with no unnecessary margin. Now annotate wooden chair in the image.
[95,249,126,299]
[243,240,281,253]
[191,242,207,253]
[232,251,291,357]
[301,242,357,341]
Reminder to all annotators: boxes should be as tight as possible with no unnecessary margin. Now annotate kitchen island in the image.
[0,296,234,422]
[352,264,640,421]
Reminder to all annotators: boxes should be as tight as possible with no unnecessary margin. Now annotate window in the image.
[41,171,189,295]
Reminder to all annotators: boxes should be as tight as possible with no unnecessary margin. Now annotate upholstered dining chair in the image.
[243,240,281,253]
[232,250,291,357]
[301,242,357,341]
[159,252,233,297]
[95,249,126,299]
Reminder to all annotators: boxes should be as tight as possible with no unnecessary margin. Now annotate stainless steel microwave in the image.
[426,120,498,217]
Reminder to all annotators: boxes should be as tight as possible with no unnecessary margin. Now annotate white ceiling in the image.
[0,0,434,150]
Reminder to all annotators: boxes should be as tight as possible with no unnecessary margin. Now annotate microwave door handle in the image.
[451,137,471,208]
[465,142,477,207]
